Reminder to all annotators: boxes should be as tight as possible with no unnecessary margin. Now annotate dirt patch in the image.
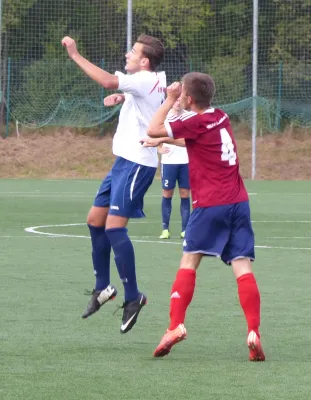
[238,134,311,180]
[0,127,311,179]
[0,129,114,179]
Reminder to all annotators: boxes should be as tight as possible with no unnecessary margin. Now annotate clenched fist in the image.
[104,94,125,107]
[167,82,182,102]
[61,36,78,59]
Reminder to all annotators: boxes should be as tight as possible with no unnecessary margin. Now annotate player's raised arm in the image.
[147,82,182,138]
[61,36,119,90]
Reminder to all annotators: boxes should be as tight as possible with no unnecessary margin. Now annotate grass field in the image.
[1,178,311,400]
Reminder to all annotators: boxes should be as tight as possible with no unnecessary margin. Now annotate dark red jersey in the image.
[165,108,248,208]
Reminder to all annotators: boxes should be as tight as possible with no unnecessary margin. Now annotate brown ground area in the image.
[0,126,311,180]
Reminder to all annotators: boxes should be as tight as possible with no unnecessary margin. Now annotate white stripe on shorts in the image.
[130,166,141,201]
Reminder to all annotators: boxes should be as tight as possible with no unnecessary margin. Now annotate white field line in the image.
[69,220,311,224]
[6,191,311,197]
[0,191,256,195]
[22,223,311,250]
[0,235,45,238]
[0,193,163,198]
[252,221,311,223]
[4,190,311,199]
[265,236,311,239]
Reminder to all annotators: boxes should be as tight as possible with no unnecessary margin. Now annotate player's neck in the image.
[139,66,153,73]
[190,105,210,114]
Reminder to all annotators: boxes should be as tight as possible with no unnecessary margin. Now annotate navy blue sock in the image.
[105,227,139,302]
[88,224,111,291]
[180,197,190,232]
[161,196,172,230]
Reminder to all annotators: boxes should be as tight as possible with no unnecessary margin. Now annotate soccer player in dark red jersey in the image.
[142,72,265,361]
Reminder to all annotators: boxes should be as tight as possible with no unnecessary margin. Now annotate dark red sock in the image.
[237,273,261,337]
[169,268,196,330]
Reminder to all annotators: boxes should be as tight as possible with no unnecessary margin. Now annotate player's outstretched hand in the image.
[104,94,124,106]
[140,137,163,148]
[167,82,182,102]
[61,36,78,59]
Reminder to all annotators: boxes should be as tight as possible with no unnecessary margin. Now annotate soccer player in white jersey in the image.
[159,98,190,239]
[62,34,166,333]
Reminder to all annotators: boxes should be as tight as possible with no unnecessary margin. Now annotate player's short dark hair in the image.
[137,34,164,71]
[182,72,216,108]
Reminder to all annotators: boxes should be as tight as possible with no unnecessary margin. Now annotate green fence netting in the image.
[1,0,310,131]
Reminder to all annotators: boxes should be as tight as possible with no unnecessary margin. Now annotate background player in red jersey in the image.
[142,72,265,361]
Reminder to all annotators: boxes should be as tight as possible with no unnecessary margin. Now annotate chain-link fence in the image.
[0,0,310,133]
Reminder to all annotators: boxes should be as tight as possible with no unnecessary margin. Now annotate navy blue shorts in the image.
[94,157,157,218]
[161,163,190,190]
[183,201,255,265]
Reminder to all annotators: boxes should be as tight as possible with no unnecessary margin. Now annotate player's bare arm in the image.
[141,137,185,147]
[165,138,185,147]
[104,94,125,106]
[62,36,119,89]
[148,82,182,137]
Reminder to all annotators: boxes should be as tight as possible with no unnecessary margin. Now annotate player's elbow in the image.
[148,125,168,138]
[147,127,158,138]
[102,81,118,90]
[101,76,119,90]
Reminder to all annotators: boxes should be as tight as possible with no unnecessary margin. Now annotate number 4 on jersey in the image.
[220,128,237,166]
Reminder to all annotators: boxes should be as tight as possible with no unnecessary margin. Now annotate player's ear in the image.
[140,57,149,68]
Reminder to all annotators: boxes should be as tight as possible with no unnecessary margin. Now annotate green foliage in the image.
[206,56,247,104]
[12,59,101,125]
[1,0,311,129]
[117,0,212,48]
[2,0,36,31]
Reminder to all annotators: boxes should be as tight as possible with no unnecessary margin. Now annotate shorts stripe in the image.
[130,166,141,201]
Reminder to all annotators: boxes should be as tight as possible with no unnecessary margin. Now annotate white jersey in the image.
[161,144,189,164]
[113,70,166,167]
[161,109,188,164]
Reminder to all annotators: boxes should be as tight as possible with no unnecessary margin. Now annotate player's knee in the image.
[162,189,174,198]
[179,253,202,270]
[86,214,95,226]
[105,214,129,230]
[179,188,190,198]
[87,206,108,227]
[232,257,253,279]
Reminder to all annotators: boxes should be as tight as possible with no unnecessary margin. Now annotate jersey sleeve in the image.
[115,71,159,97]
[164,112,203,139]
